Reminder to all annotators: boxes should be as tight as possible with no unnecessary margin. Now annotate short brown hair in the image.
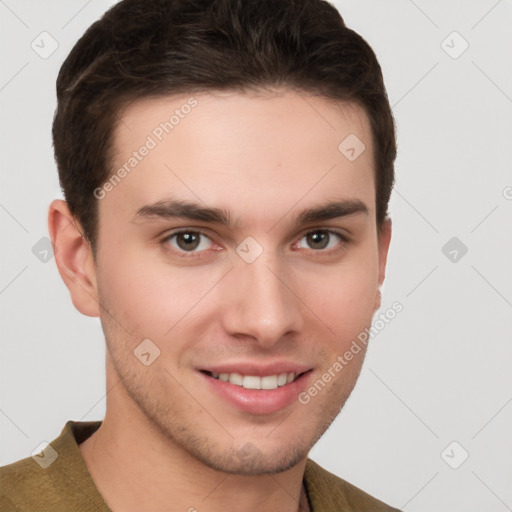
[53,0,396,250]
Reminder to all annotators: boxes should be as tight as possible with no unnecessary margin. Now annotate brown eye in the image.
[165,231,213,252]
[176,232,200,250]
[306,231,329,249]
[297,230,345,251]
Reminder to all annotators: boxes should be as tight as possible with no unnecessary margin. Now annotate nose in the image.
[220,256,304,348]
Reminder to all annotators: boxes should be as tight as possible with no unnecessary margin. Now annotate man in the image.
[0,0,400,510]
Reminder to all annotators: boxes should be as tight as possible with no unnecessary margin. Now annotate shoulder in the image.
[304,458,402,512]
[0,455,56,511]
[0,421,107,512]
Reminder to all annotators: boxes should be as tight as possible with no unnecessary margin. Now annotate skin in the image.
[49,89,391,512]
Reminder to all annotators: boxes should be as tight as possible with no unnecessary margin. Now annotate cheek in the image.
[96,247,224,340]
[294,254,379,338]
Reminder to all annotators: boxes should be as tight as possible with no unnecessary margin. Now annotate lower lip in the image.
[199,371,312,415]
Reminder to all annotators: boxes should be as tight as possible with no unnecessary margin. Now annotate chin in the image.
[194,442,309,475]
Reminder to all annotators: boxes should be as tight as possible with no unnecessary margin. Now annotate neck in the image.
[79,360,310,512]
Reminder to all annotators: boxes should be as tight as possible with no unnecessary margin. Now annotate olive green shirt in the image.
[0,421,401,511]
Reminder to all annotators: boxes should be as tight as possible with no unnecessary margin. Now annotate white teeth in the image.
[229,373,243,386]
[261,375,278,389]
[277,373,288,386]
[243,375,261,389]
[209,371,297,390]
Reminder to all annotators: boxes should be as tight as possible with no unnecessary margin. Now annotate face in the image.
[86,90,390,474]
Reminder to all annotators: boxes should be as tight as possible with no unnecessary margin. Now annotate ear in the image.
[373,218,392,311]
[48,199,100,317]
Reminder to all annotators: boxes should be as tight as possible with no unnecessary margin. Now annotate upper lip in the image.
[199,361,312,377]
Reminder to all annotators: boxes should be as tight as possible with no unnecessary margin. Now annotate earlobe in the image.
[374,218,392,311]
[48,199,100,317]
[373,287,382,311]
[377,218,392,288]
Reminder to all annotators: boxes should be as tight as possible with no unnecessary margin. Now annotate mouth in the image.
[198,367,313,415]
[199,370,310,390]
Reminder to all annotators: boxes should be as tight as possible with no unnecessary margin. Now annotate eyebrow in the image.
[134,198,368,227]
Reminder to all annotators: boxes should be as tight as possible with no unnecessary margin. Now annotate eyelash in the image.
[160,228,349,258]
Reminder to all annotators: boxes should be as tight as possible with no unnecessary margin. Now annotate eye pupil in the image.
[171,230,339,254]
[307,231,329,250]
[177,232,200,251]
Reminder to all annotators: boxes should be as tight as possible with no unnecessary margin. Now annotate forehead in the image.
[103,90,375,228]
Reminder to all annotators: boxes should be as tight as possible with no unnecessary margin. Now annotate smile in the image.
[201,371,306,390]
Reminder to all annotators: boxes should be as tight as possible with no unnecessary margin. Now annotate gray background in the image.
[1,1,511,510]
